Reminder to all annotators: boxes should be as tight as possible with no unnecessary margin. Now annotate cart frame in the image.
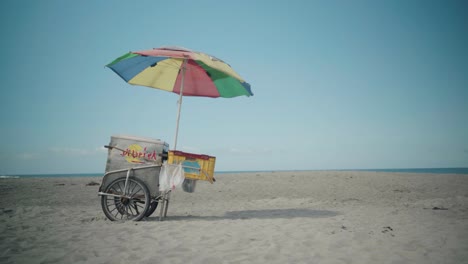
[98,162,212,221]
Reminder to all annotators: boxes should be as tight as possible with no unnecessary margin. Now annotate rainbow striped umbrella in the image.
[106,46,253,149]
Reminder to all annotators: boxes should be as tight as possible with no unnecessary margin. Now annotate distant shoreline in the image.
[3,167,468,178]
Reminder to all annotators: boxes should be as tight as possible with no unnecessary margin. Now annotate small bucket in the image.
[182,179,197,193]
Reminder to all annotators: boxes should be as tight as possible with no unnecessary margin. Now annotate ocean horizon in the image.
[2,167,468,178]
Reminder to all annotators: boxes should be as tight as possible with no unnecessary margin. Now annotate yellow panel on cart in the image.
[168,151,216,183]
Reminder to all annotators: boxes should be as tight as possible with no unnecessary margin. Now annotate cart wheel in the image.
[101,177,150,221]
[145,201,159,217]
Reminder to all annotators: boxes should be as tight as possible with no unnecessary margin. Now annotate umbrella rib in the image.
[157,59,187,70]
[155,59,197,73]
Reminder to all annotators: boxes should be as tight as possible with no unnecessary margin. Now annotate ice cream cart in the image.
[98,135,215,221]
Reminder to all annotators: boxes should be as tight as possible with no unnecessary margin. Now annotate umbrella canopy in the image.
[106,46,253,149]
[107,46,253,98]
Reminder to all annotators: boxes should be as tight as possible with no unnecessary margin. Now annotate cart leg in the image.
[159,194,166,221]
[163,193,170,217]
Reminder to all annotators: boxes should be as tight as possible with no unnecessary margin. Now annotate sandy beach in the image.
[1,171,467,264]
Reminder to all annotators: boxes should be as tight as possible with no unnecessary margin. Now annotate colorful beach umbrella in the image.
[106,46,253,149]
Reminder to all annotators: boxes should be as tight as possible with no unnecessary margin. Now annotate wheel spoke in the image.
[109,205,117,214]
[129,182,137,194]
[114,209,120,218]
[130,187,143,198]
[117,182,125,194]
[128,203,135,216]
[130,184,144,198]
[131,202,140,215]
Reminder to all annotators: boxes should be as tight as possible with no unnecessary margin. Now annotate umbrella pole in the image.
[173,59,187,150]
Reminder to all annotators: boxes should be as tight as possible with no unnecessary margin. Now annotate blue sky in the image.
[1,0,467,174]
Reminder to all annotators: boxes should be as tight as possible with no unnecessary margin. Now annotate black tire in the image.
[101,177,150,221]
[145,201,159,217]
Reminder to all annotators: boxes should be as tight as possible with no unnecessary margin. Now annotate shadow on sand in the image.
[151,208,339,221]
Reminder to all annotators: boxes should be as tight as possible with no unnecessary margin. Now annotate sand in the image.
[1,171,467,264]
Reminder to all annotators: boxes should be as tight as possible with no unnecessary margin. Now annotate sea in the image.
[1,168,468,178]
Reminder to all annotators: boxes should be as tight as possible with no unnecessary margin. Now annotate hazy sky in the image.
[1,0,467,174]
